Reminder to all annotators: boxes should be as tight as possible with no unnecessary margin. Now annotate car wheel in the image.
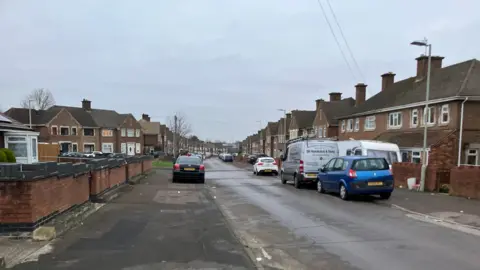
[339,184,349,200]
[172,176,177,183]
[294,174,301,189]
[280,172,287,184]
[316,180,325,193]
[379,192,391,200]
[199,176,205,184]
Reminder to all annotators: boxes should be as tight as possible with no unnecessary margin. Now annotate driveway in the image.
[207,158,480,270]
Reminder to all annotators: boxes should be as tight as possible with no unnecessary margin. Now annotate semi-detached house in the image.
[337,55,480,168]
[288,110,316,139]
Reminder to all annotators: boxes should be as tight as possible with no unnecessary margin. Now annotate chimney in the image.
[416,55,444,79]
[355,83,367,107]
[286,112,291,120]
[329,92,342,101]
[142,113,150,122]
[82,99,91,111]
[381,72,396,91]
[315,99,324,111]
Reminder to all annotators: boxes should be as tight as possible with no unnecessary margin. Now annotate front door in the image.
[127,143,135,156]
[60,142,71,153]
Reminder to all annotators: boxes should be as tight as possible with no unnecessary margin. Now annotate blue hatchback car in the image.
[316,156,394,200]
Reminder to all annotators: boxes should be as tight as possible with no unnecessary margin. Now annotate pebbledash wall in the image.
[0,156,153,231]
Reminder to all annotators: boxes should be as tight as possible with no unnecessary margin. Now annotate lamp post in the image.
[410,38,432,192]
[28,99,35,128]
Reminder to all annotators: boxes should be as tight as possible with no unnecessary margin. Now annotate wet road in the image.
[206,158,480,270]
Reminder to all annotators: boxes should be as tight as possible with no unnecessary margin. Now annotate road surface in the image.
[206,158,480,270]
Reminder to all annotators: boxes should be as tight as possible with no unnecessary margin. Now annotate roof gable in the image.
[5,107,60,125]
[290,110,316,129]
[51,105,98,127]
[139,120,161,134]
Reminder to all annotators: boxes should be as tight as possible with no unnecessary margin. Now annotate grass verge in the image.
[152,160,173,168]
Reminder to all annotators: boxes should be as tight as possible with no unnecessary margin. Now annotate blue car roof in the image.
[338,156,382,160]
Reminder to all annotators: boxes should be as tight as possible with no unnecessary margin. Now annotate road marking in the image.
[260,247,272,260]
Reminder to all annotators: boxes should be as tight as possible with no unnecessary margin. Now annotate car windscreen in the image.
[260,158,275,163]
[176,157,202,164]
[351,158,389,171]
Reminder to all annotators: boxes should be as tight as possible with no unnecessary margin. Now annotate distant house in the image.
[265,121,279,157]
[313,92,356,139]
[337,56,480,168]
[0,113,39,163]
[138,113,162,154]
[288,110,316,139]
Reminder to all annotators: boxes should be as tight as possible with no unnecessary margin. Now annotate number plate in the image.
[367,181,383,186]
[307,174,317,177]
[264,170,272,172]
[184,168,195,171]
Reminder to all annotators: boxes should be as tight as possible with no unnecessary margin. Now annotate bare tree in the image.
[21,88,55,110]
[167,112,191,156]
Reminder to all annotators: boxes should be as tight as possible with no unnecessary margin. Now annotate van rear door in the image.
[303,141,338,173]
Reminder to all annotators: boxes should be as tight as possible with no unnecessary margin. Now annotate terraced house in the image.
[276,113,291,154]
[264,121,278,157]
[313,92,356,139]
[138,113,162,153]
[337,56,480,168]
[288,110,316,139]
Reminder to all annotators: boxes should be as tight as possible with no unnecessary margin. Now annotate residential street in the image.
[10,158,480,270]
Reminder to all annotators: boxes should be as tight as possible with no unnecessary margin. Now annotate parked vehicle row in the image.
[253,157,279,175]
[247,153,268,164]
[219,153,234,162]
[172,155,205,184]
[278,138,399,200]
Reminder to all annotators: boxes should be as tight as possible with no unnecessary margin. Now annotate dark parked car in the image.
[248,154,268,164]
[172,156,205,184]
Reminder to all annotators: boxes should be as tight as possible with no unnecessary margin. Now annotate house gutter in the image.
[457,97,469,166]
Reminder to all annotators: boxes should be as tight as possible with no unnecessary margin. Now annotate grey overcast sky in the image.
[0,0,478,142]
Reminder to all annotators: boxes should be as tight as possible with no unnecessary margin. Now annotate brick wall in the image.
[450,166,480,199]
[142,159,153,173]
[429,132,458,168]
[392,163,440,191]
[0,174,90,224]
[127,162,143,180]
[90,165,127,196]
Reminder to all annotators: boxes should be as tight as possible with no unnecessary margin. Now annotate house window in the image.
[412,151,421,164]
[102,143,114,153]
[121,128,126,137]
[71,127,77,135]
[72,143,78,152]
[127,129,134,137]
[411,109,418,127]
[341,120,346,132]
[323,126,326,137]
[388,112,402,128]
[354,118,360,131]
[84,143,95,152]
[83,128,95,136]
[364,116,376,130]
[136,143,141,154]
[51,126,58,135]
[424,107,435,125]
[318,127,323,138]
[102,129,113,137]
[32,138,37,158]
[466,149,478,165]
[347,119,353,131]
[441,104,449,124]
[135,129,140,137]
[6,136,27,158]
[60,126,70,136]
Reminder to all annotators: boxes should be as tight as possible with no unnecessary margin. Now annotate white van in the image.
[336,140,401,165]
[280,137,339,188]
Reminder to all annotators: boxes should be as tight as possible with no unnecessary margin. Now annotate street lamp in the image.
[28,99,35,128]
[410,38,432,192]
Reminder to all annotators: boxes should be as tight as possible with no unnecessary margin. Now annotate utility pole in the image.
[173,115,177,157]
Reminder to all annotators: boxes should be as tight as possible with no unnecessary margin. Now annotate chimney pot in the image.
[416,55,444,79]
[82,99,91,111]
[381,72,396,91]
[355,83,367,107]
[315,99,324,111]
[142,114,150,121]
[329,92,342,101]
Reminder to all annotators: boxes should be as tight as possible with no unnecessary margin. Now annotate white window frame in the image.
[354,118,360,132]
[423,106,436,125]
[83,143,95,152]
[59,126,70,136]
[51,125,58,135]
[323,126,326,137]
[5,136,28,158]
[71,126,77,136]
[346,119,353,132]
[364,116,376,131]
[388,112,402,129]
[127,128,135,137]
[341,120,346,133]
[83,128,95,136]
[121,128,126,137]
[102,129,114,137]
[136,143,141,154]
[440,104,450,124]
[135,129,140,137]
[102,143,114,153]
[72,143,78,152]
[465,149,479,166]
[318,127,323,138]
[410,109,418,127]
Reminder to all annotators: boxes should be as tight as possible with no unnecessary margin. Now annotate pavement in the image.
[5,159,480,270]
[9,169,254,270]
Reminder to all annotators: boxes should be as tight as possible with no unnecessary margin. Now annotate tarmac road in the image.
[206,158,480,270]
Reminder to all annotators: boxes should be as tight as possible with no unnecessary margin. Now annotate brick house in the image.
[159,124,168,152]
[313,92,356,139]
[5,106,99,154]
[259,129,266,154]
[337,56,480,168]
[288,110,316,139]
[138,113,162,154]
[264,122,278,157]
[0,113,40,163]
[276,113,291,154]
[251,133,260,154]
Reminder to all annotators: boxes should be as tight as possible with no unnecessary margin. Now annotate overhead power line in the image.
[315,0,357,83]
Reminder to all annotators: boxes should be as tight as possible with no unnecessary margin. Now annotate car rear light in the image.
[348,169,357,178]
[389,168,393,175]
[299,160,304,173]
[258,162,264,166]
[272,162,277,165]
[199,165,205,171]
[174,164,180,171]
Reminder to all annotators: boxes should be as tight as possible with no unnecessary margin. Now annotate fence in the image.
[0,155,154,232]
[38,144,60,162]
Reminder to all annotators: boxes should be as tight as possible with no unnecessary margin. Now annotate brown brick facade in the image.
[450,166,480,199]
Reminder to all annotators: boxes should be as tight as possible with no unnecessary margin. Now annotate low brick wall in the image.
[90,165,127,197]
[127,162,143,180]
[0,173,90,225]
[450,166,480,199]
[142,159,153,173]
[392,163,441,191]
